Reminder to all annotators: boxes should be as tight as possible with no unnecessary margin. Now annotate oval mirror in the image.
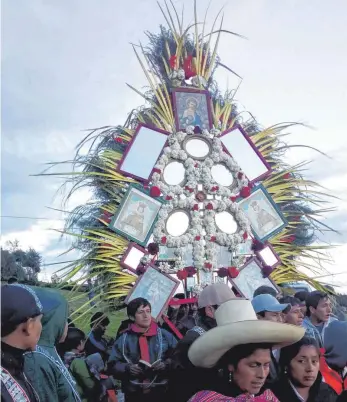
[184,137,210,159]
[215,211,238,234]
[211,164,234,187]
[166,211,190,237]
[163,161,185,185]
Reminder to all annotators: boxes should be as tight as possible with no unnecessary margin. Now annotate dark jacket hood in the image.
[34,287,68,347]
[324,320,347,370]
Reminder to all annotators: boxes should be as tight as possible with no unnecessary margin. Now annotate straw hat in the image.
[188,298,305,368]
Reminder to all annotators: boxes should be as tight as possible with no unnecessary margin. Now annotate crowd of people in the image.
[1,282,347,402]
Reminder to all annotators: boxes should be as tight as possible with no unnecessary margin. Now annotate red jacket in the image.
[320,354,347,395]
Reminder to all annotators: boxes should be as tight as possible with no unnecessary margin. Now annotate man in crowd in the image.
[1,284,43,402]
[321,320,347,395]
[108,297,177,402]
[252,293,290,383]
[85,312,110,362]
[23,287,81,402]
[279,295,305,326]
[252,293,290,322]
[294,290,309,316]
[169,283,236,401]
[303,290,335,347]
[253,285,277,298]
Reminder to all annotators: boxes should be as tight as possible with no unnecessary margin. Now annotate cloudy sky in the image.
[2,0,347,290]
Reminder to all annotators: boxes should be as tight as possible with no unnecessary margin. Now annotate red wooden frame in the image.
[220,124,272,185]
[125,264,180,321]
[117,123,170,184]
[256,242,281,268]
[172,87,213,131]
[120,242,146,274]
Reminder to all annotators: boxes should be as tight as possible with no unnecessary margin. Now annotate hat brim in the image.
[262,303,291,313]
[188,320,305,368]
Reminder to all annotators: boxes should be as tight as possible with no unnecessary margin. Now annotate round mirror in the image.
[211,164,234,187]
[163,161,185,185]
[215,211,238,234]
[184,137,210,159]
[166,211,190,237]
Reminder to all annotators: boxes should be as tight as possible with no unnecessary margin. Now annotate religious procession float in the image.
[47,1,334,333]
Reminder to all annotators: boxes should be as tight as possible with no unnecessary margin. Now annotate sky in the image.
[2,0,347,290]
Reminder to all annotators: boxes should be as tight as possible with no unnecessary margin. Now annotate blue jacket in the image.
[108,325,177,395]
[303,316,337,347]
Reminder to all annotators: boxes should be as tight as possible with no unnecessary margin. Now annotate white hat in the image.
[188,298,305,368]
[198,283,235,308]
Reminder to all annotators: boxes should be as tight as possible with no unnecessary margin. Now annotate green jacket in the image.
[70,358,100,402]
[24,288,81,402]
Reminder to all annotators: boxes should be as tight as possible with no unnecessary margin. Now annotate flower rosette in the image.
[198,136,249,196]
[153,198,203,248]
[202,198,250,250]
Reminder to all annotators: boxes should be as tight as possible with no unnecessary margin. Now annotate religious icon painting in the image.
[125,265,179,320]
[229,257,279,300]
[117,123,169,183]
[172,88,213,131]
[109,185,164,247]
[238,184,287,242]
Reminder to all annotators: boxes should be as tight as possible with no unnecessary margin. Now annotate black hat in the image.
[1,284,44,337]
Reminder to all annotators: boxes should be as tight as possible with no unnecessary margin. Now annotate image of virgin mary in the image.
[181,96,202,128]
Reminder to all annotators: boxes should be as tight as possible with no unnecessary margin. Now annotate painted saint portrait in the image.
[231,259,278,300]
[238,186,287,241]
[173,89,212,131]
[126,266,179,320]
[110,186,162,245]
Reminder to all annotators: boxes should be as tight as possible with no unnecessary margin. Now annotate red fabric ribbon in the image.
[169,297,197,306]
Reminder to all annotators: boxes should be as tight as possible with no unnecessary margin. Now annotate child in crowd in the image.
[85,312,111,362]
[63,327,114,402]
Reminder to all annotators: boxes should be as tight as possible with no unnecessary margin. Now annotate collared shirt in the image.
[289,381,305,402]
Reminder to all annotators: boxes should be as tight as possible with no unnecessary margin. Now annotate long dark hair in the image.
[278,337,322,399]
[221,343,273,369]
[279,337,320,373]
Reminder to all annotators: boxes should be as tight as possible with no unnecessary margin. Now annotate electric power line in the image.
[1,215,65,221]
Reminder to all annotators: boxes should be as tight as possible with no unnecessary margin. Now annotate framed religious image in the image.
[235,239,253,256]
[229,257,279,300]
[172,88,213,131]
[220,125,271,184]
[215,245,232,268]
[120,242,146,273]
[125,265,179,320]
[118,124,169,183]
[109,185,164,246]
[256,243,281,268]
[238,184,287,242]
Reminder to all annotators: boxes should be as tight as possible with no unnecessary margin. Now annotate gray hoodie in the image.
[324,320,347,370]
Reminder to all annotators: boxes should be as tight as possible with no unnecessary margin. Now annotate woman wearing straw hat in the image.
[187,298,305,401]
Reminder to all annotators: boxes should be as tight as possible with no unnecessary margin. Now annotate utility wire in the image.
[1,215,65,221]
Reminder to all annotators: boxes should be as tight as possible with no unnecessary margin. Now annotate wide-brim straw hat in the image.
[188,298,305,368]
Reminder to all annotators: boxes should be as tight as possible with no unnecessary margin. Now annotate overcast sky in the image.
[2,0,347,290]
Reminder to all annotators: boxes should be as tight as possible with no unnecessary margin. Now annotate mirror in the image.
[122,245,145,270]
[166,211,190,236]
[211,164,234,187]
[258,245,279,267]
[220,127,270,183]
[184,136,211,159]
[215,211,238,234]
[119,125,168,182]
[163,161,185,185]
